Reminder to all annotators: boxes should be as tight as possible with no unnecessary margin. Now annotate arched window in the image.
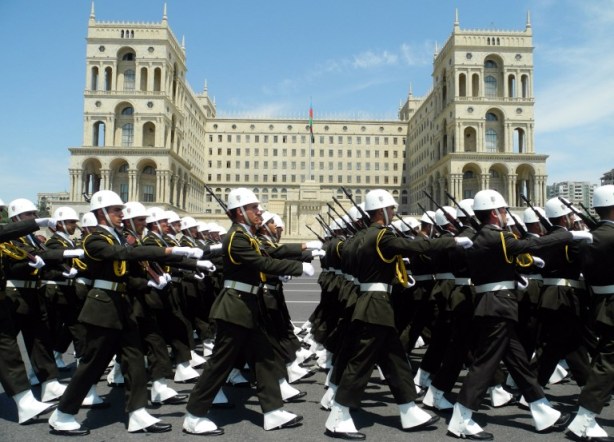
[485,60,497,68]
[121,123,134,146]
[122,53,135,61]
[485,76,497,97]
[124,69,135,91]
[121,106,134,115]
[486,112,498,121]
[463,171,475,179]
[118,163,129,173]
[490,170,500,178]
[143,166,156,175]
[486,129,497,152]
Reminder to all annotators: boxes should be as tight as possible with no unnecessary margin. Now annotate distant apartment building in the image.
[547,181,595,209]
[600,169,614,185]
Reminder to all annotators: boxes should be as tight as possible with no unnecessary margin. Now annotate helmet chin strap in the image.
[383,208,391,226]
[495,209,505,228]
[240,207,252,227]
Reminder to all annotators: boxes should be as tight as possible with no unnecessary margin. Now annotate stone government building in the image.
[67,5,546,241]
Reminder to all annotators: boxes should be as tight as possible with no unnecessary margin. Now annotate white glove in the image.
[302,262,315,277]
[311,249,326,258]
[209,243,223,252]
[570,231,593,243]
[35,218,57,229]
[454,237,473,249]
[532,256,545,268]
[63,249,84,258]
[28,255,45,269]
[279,275,292,283]
[193,272,206,280]
[171,246,204,259]
[402,257,410,264]
[197,260,216,272]
[516,276,529,290]
[305,240,323,250]
[147,277,168,290]
[162,273,172,283]
[62,267,79,279]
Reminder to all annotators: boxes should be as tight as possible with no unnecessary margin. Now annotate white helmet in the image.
[391,219,408,233]
[8,198,38,218]
[53,206,79,222]
[181,216,198,230]
[227,188,259,210]
[472,189,507,211]
[90,190,124,211]
[348,205,362,222]
[522,207,545,224]
[165,211,181,224]
[272,213,285,228]
[214,225,228,235]
[365,189,398,211]
[122,202,148,220]
[261,211,276,225]
[197,222,210,233]
[329,218,344,231]
[435,206,457,226]
[593,185,614,208]
[420,211,436,225]
[81,212,98,228]
[506,213,516,226]
[402,216,420,230]
[146,207,167,224]
[456,199,475,218]
[544,197,572,219]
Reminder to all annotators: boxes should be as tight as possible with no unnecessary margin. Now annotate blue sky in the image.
[1,0,613,204]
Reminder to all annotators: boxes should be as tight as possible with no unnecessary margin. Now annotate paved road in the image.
[1,261,612,441]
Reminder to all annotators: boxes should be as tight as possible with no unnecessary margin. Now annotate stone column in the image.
[508,174,517,207]
[128,169,138,201]
[100,169,111,190]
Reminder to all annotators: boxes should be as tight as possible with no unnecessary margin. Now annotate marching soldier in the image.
[183,188,314,435]
[48,190,203,435]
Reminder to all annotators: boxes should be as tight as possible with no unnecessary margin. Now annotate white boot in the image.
[548,363,569,385]
[325,401,362,435]
[81,385,105,406]
[263,408,302,430]
[48,409,81,431]
[202,339,215,357]
[568,406,610,439]
[375,365,386,381]
[41,379,66,402]
[413,368,431,389]
[320,383,337,410]
[295,347,313,365]
[489,384,514,407]
[448,402,489,438]
[226,367,249,386]
[279,378,302,401]
[316,348,333,369]
[54,351,67,370]
[13,389,54,424]
[399,401,437,429]
[174,361,199,382]
[183,412,221,435]
[324,367,333,388]
[127,407,159,432]
[287,359,313,383]
[150,379,178,403]
[423,385,454,410]
[529,397,562,431]
[414,336,426,348]
[190,350,206,368]
[107,361,124,386]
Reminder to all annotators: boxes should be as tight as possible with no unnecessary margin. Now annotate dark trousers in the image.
[457,317,544,411]
[578,324,614,414]
[58,322,148,415]
[186,320,283,416]
[334,321,418,409]
[0,297,31,397]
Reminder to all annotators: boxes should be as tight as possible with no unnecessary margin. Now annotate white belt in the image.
[474,281,516,294]
[455,278,472,286]
[41,280,74,287]
[359,282,392,293]
[334,269,343,275]
[591,285,614,295]
[75,277,92,286]
[435,272,455,280]
[344,274,355,282]
[542,278,582,289]
[93,279,127,292]
[223,280,260,295]
[524,274,543,281]
[264,284,278,291]
[171,277,182,283]
[412,274,433,282]
[6,280,38,289]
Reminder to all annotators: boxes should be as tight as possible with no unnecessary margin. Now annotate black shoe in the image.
[151,394,189,405]
[107,382,124,388]
[175,378,198,384]
[133,422,172,433]
[296,370,316,381]
[80,401,111,409]
[446,430,494,440]
[403,415,440,431]
[183,428,225,436]
[324,428,366,440]
[49,425,91,436]
[283,391,307,403]
[276,415,304,429]
[211,402,235,409]
[550,412,571,431]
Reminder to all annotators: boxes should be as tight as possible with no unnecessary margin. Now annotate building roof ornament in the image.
[454,8,460,29]
[162,2,168,23]
[89,1,95,22]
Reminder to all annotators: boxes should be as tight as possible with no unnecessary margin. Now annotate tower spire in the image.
[408,82,413,98]
[162,3,167,23]
[526,10,532,28]
[454,8,459,29]
[203,79,208,94]
[89,1,95,23]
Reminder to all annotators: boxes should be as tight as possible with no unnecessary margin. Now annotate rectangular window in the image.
[264,135,269,143]
[244,174,249,181]
[274,136,278,143]
[235,161,240,168]
[291,162,296,169]
[356,175,361,183]
[291,175,296,183]
[282,149,287,156]
[246,135,251,143]
[357,137,361,145]
[209,135,213,142]
[329,136,334,144]
[338,136,343,144]
[384,137,389,145]
[273,161,278,168]
[375,176,380,184]
[319,136,324,144]
[263,175,268,182]
[264,148,269,156]
[119,183,129,201]
[255,135,260,143]
[218,135,223,142]
[264,161,268,168]
[366,176,370,184]
[374,151,379,158]
[227,135,232,142]
[226,161,231,168]
[347,175,352,183]
[273,149,278,156]
[216,160,222,168]
[254,161,259,168]
[366,137,370,145]
[235,174,240,181]
[216,174,221,181]
[375,137,379,145]
[227,148,231,156]
[301,149,306,157]
[348,136,352,144]
[237,135,241,143]
[291,149,297,156]
[292,135,297,143]
[301,135,306,143]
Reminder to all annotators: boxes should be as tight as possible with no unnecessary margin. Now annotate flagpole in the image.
[308,97,313,181]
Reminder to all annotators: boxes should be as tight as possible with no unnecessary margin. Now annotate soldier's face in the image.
[106,206,124,229]
[62,220,78,235]
[243,203,263,226]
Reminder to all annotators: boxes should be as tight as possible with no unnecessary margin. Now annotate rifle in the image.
[316,214,335,237]
[394,215,420,237]
[558,197,598,230]
[520,194,554,232]
[332,196,364,231]
[340,186,370,223]
[205,184,231,219]
[417,202,446,235]
[306,224,326,243]
[445,190,481,231]
[579,202,599,226]
[505,208,528,238]
[326,202,356,234]
[423,191,463,231]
